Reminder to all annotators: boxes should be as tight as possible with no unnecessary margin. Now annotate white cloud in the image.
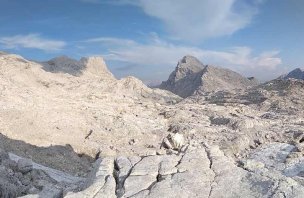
[79,0,265,41]
[123,0,264,41]
[85,37,137,46]
[86,36,282,80]
[199,47,282,71]
[0,34,66,52]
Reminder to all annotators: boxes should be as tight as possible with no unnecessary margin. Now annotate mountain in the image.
[159,56,204,98]
[42,56,115,78]
[159,55,258,98]
[281,68,304,80]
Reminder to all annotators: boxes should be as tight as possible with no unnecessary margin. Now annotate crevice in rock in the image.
[174,150,187,171]
[129,179,159,198]
[157,161,162,182]
[236,159,289,197]
[129,156,167,197]
[168,170,189,178]
[202,144,213,170]
[94,150,101,160]
[85,129,93,140]
[156,173,165,182]
[146,158,163,195]
[202,144,216,198]
[92,175,110,198]
[114,157,145,198]
[131,175,161,197]
[146,181,158,196]
[114,160,123,198]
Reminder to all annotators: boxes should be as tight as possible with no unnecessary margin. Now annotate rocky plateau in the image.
[0,52,304,197]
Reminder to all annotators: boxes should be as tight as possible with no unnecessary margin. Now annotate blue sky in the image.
[0,0,303,83]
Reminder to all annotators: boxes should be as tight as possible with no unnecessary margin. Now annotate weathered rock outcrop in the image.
[0,149,83,198]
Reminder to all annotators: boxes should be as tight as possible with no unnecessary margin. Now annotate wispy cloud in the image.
[85,35,282,80]
[0,34,66,52]
[116,0,265,41]
[85,37,137,46]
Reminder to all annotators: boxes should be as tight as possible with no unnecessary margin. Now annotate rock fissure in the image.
[202,145,216,198]
[114,157,145,198]
[92,175,110,198]
[85,129,93,140]
[130,157,164,197]
[174,151,187,171]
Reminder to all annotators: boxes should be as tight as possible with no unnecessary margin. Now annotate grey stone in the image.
[18,159,33,174]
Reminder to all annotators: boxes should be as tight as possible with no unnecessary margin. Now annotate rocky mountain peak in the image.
[179,55,203,66]
[175,55,204,76]
[166,55,204,84]
[282,68,304,80]
[80,56,114,78]
[159,56,204,97]
[43,56,114,79]
[296,68,303,72]
[160,56,258,98]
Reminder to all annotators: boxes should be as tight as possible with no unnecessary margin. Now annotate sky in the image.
[0,0,304,84]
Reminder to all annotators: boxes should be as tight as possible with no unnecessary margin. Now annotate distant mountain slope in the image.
[159,55,258,98]
[280,68,304,80]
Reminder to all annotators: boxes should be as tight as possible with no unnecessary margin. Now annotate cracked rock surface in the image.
[65,143,304,198]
